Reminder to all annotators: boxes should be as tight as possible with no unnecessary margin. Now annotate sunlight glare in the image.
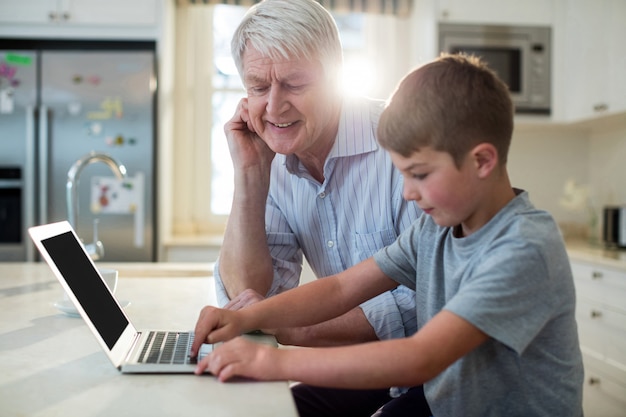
[341,57,377,98]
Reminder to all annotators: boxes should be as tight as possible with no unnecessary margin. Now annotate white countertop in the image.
[566,240,626,272]
[0,262,297,417]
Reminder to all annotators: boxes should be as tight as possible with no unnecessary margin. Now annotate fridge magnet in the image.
[87,75,101,86]
[86,121,103,136]
[90,173,145,247]
[87,96,123,120]
[4,53,33,67]
[103,134,125,146]
[67,102,82,116]
[0,88,14,114]
[0,62,17,80]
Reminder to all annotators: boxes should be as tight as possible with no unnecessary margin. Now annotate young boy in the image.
[191,53,584,416]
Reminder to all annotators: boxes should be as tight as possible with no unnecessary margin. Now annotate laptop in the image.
[29,220,275,374]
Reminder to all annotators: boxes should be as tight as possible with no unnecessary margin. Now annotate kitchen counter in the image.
[96,261,215,277]
[566,240,626,272]
[0,262,298,417]
[2,242,621,416]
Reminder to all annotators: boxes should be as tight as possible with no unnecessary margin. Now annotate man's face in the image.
[241,47,339,156]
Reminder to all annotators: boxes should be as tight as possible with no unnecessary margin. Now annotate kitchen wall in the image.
[506,113,626,239]
[508,127,589,225]
[589,116,626,206]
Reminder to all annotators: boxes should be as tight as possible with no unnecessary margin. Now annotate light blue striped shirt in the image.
[215,97,421,340]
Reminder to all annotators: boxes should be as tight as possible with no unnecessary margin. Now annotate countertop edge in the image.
[566,240,626,272]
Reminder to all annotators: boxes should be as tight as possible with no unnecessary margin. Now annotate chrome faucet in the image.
[66,151,127,260]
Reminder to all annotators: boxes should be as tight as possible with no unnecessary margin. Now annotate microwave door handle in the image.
[38,105,49,226]
[25,105,36,261]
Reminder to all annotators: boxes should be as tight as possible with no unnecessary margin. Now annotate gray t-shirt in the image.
[373,190,583,417]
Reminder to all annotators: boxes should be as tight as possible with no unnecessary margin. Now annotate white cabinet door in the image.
[0,0,158,27]
[560,0,626,121]
[605,0,626,118]
[437,0,554,25]
[570,259,626,417]
[63,0,158,26]
[0,0,59,24]
[560,0,609,121]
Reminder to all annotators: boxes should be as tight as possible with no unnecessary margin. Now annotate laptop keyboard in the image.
[139,331,196,365]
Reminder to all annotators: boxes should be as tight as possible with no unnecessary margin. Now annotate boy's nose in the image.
[403,184,420,202]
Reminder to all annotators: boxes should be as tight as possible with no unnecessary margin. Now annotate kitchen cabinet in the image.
[570,259,626,417]
[555,0,626,122]
[0,0,160,39]
[436,0,554,25]
[411,0,557,77]
[0,0,158,26]
[414,0,626,124]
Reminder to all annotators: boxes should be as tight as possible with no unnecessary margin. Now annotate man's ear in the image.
[471,143,498,179]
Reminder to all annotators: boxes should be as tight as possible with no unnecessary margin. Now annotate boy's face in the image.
[390,146,482,233]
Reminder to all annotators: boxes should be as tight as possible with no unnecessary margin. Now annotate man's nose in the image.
[266,86,288,115]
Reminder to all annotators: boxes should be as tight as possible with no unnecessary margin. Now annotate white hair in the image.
[231,0,343,85]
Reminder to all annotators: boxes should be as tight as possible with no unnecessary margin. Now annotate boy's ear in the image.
[471,143,498,179]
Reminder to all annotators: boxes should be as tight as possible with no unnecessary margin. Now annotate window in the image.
[210,6,245,216]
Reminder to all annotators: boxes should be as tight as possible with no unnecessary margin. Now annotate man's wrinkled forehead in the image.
[243,48,323,82]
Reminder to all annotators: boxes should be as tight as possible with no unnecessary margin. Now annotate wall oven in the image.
[439,23,552,115]
[0,166,29,261]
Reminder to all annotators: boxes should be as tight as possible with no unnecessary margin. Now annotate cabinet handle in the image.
[591,271,603,280]
[48,11,58,21]
[588,377,601,386]
[593,103,608,112]
[62,12,71,21]
[590,309,603,319]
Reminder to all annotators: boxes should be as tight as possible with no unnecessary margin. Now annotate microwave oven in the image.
[439,23,552,115]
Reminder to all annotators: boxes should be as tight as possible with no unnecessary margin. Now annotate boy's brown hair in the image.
[378,53,514,168]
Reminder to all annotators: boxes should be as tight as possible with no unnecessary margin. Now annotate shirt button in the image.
[319,192,326,199]
[327,240,334,248]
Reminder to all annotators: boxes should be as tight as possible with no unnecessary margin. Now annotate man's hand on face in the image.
[224,97,275,172]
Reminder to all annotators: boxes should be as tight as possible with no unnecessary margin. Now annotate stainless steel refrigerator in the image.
[0,40,157,262]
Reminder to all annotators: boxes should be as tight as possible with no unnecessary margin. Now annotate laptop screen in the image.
[42,231,129,349]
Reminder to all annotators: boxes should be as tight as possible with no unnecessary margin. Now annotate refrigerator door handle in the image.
[38,105,49,227]
[25,106,36,262]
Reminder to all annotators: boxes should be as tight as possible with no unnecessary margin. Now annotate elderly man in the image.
[212,1,429,416]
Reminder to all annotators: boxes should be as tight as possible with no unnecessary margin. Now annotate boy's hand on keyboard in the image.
[190,306,243,358]
[194,336,279,380]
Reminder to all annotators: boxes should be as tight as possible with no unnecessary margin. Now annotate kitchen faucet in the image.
[66,151,127,261]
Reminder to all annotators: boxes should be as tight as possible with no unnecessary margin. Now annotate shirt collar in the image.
[284,97,383,175]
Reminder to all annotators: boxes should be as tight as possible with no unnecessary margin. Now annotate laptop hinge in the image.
[123,331,143,365]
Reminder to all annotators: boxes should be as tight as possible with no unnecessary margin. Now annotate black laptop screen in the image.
[42,231,129,349]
